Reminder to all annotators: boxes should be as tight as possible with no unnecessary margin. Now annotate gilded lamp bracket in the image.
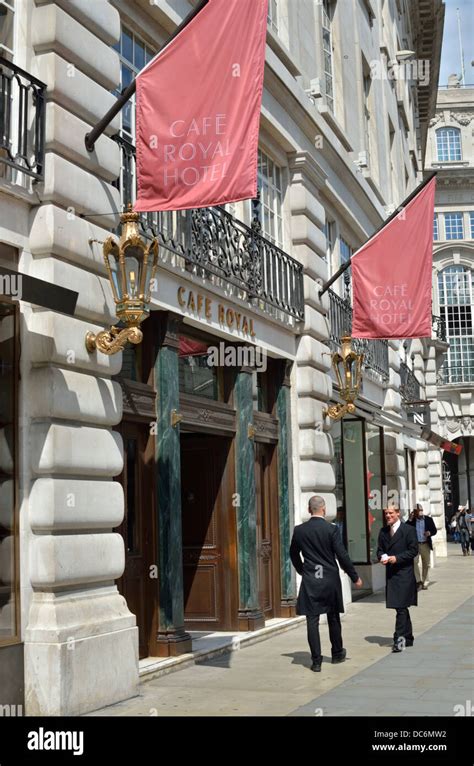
[85,207,158,356]
[323,335,364,421]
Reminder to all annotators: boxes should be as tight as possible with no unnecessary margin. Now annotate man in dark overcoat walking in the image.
[290,496,363,672]
[377,505,419,652]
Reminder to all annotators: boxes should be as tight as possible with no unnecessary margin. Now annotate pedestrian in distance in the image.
[377,504,418,652]
[456,505,471,556]
[407,503,437,590]
[290,495,363,672]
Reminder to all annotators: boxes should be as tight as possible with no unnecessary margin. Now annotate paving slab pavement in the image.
[89,545,473,717]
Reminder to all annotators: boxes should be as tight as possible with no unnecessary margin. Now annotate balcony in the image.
[399,361,422,402]
[328,288,390,381]
[437,364,474,386]
[113,135,304,322]
[0,56,46,181]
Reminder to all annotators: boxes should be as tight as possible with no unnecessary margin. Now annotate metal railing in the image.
[437,364,474,385]
[113,134,304,321]
[432,314,447,342]
[400,361,422,402]
[327,288,390,381]
[0,56,46,180]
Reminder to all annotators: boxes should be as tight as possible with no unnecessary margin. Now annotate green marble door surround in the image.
[153,312,191,654]
[276,361,296,605]
[234,366,264,629]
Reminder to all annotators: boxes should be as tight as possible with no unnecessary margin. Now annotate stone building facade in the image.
[0,0,444,715]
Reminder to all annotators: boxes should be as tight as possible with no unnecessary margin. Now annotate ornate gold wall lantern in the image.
[324,335,364,420]
[85,208,158,355]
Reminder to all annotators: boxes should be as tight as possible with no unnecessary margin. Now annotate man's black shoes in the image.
[310,662,322,672]
[331,649,347,664]
[391,644,403,652]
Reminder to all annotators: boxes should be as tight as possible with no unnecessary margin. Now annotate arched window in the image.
[436,127,462,162]
[438,265,474,383]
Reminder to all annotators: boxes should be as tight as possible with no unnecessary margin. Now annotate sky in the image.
[439,0,474,86]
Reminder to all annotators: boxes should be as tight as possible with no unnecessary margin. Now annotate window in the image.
[436,128,462,162]
[438,266,474,383]
[0,300,19,645]
[339,237,352,299]
[257,150,284,247]
[0,0,14,59]
[322,0,335,113]
[113,27,178,239]
[114,26,155,145]
[470,212,474,239]
[324,218,336,264]
[444,212,464,240]
[267,0,278,34]
[363,70,372,167]
[178,334,221,400]
[433,214,439,241]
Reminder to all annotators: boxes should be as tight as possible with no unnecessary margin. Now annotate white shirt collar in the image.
[391,519,401,534]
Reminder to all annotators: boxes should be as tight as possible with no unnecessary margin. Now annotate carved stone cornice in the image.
[288,151,328,191]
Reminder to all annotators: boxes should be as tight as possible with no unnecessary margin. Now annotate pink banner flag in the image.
[134,0,268,212]
[352,177,436,339]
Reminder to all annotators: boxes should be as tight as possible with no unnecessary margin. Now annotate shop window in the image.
[178,334,220,400]
[251,358,277,414]
[0,300,19,644]
[331,419,346,548]
[342,419,368,563]
[366,423,385,563]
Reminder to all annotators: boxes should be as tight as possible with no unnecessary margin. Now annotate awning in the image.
[350,397,463,454]
[0,266,78,315]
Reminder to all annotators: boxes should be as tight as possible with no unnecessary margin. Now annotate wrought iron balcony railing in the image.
[437,364,474,385]
[432,314,447,342]
[399,361,422,402]
[112,134,304,321]
[327,288,390,381]
[0,56,46,181]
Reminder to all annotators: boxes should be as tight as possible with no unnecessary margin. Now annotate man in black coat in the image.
[407,503,437,589]
[377,505,418,652]
[290,496,363,672]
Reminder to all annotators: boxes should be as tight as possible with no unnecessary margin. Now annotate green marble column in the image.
[234,367,264,630]
[153,313,192,656]
[276,361,297,612]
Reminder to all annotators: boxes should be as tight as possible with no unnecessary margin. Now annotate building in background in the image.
[0,0,444,715]
[426,80,474,520]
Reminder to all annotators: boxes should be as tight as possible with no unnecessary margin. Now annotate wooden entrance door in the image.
[255,442,280,619]
[180,434,238,631]
[116,420,157,659]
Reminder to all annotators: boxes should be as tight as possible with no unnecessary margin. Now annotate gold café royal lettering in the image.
[177,286,256,337]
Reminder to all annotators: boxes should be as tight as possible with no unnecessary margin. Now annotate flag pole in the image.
[85,0,209,152]
[319,170,437,297]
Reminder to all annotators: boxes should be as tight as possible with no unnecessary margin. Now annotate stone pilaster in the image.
[425,343,448,556]
[23,0,139,716]
[288,152,335,523]
[383,342,408,514]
